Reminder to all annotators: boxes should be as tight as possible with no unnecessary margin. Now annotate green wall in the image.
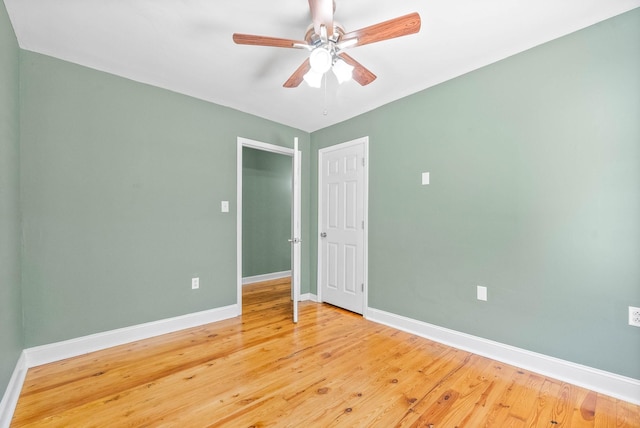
[19,51,311,347]
[0,0,23,396]
[242,147,292,278]
[3,3,638,403]
[311,10,640,379]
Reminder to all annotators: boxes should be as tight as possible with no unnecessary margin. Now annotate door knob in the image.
[320,232,327,238]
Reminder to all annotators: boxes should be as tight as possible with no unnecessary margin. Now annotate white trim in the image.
[0,352,27,428]
[237,137,295,315]
[366,307,640,405]
[362,140,369,317]
[242,270,292,285]
[237,140,243,315]
[317,137,369,316]
[301,293,318,302]
[24,304,239,368]
[238,137,294,156]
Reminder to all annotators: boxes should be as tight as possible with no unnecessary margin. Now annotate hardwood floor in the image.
[11,278,640,427]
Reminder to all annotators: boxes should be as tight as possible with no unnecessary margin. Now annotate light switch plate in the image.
[477,285,487,301]
[422,172,430,185]
[221,201,229,213]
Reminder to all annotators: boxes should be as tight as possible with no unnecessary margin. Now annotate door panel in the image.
[345,244,357,293]
[328,243,339,289]
[345,180,357,229]
[328,183,339,228]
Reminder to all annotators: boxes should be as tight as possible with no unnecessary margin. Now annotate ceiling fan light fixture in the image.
[234,9,421,89]
[309,47,332,74]
[332,58,353,84]
[303,69,324,88]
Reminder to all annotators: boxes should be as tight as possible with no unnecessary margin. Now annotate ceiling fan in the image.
[232,0,421,88]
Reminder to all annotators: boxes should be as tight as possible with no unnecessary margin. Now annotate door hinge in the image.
[362,158,365,167]
[362,220,364,229]
[361,283,364,292]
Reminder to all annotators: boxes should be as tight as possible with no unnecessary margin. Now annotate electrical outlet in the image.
[629,306,640,327]
[192,277,199,290]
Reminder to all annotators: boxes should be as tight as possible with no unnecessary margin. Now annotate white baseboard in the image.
[0,352,27,428]
[25,304,240,368]
[242,270,291,285]
[301,293,318,302]
[366,307,640,405]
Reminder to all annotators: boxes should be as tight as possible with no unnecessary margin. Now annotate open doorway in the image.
[242,147,292,283]
[236,137,301,320]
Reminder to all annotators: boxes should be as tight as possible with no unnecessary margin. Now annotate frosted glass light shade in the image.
[332,59,354,84]
[303,69,323,88]
[309,48,332,73]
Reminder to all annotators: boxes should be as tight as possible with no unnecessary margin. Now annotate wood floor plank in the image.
[338,340,454,426]
[360,347,473,427]
[11,279,640,427]
[594,395,618,428]
[524,379,563,428]
[403,354,495,427]
[618,398,640,428]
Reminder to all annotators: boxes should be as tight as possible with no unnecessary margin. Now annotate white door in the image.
[318,137,368,314]
[291,138,302,323]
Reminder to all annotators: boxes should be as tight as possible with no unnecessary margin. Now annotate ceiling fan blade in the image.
[340,12,421,48]
[338,53,377,86]
[233,33,308,49]
[283,58,312,88]
[308,0,334,36]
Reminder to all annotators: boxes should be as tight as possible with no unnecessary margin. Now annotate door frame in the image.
[236,137,296,313]
[317,136,369,316]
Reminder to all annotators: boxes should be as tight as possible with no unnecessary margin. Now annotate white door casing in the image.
[318,137,368,315]
[236,137,301,322]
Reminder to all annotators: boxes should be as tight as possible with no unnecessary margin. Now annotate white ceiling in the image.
[5,0,639,132]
